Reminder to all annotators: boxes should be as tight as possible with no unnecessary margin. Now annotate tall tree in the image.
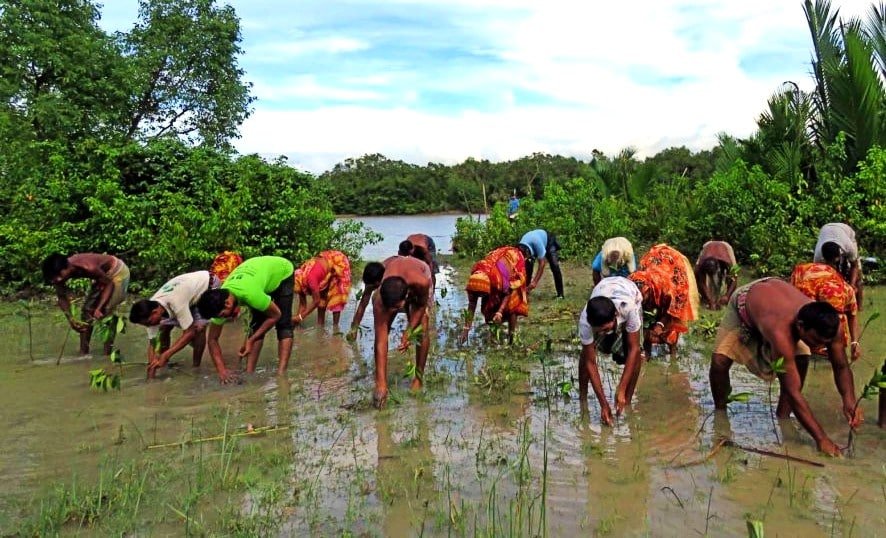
[0,0,127,142]
[120,0,254,147]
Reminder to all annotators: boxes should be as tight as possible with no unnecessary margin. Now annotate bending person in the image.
[461,246,529,344]
[629,244,700,359]
[197,256,295,382]
[791,244,860,362]
[591,237,637,285]
[813,223,863,307]
[372,256,433,408]
[42,252,130,355]
[709,278,860,456]
[577,276,644,425]
[517,228,564,298]
[293,250,352,326]
[694,240,738,310]
[130,270,220,378]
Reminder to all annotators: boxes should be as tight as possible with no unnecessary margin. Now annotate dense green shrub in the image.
[0,138,378,293]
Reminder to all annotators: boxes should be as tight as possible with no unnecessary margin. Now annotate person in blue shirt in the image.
[517,229,564,298]
[507,194,520,220]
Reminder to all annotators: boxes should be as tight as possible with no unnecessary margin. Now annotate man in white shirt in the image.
[129,270,220,378]
[577,276,644,426]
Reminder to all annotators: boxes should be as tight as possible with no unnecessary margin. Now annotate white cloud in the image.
[101,0,881,172]
[250,36,369,58]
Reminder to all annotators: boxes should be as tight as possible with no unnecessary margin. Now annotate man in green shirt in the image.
[197,256,295,382]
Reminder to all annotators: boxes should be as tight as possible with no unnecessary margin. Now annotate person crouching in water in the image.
[709,278,860,456]
[578,276,644,425]
[628,244,700,359]
[460,246,529,345]
[371,256,433,408]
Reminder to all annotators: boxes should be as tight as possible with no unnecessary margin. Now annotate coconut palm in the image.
[804,0,886,174]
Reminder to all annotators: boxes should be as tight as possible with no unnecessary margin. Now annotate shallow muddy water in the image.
[0,262,884,536]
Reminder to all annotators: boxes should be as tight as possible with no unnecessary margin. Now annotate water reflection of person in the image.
[375,405,436,536]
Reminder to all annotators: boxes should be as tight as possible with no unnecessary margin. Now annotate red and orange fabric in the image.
[293,250,352,313]
[466,246,529,322]
[629,244,700,344]
[790,262,856,348]
[209,251,243,282]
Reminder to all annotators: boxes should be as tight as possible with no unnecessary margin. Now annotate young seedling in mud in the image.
[17,298,34,361]
[87,316,127,392]
[767,357,787,444]
[843,367,886,455]
[746,518,764,538]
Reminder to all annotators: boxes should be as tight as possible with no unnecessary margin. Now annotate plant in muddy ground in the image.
[844,366,886,455]
[87,316,127,392]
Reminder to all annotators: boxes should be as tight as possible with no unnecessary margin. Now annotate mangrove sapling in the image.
[746,519,765,538]
[17,298,34,360]
[843,367,886,455]
[88,316,128,392]
[767,357,787,445]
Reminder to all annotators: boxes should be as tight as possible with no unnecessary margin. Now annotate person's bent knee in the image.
[711,353,732,370]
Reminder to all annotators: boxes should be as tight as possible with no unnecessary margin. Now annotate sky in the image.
[98,0,875,174]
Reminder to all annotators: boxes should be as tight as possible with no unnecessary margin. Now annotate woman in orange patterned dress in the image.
[790,254,859,361]
[293,250,352,327]
[628,244,700,359]
[460,246,529,344]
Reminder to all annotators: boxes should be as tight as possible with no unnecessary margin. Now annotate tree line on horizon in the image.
[0,0,884,292]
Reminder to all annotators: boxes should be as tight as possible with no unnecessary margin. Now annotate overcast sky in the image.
[98,0,874,173]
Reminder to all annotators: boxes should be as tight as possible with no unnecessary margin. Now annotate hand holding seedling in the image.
[844,402,863,429]
[147,354,170,378]
[817,437,842,457]
[600,403,614,426]
[397,333,410,352]
[239,338,253,358]
[345,327,359,341]
[69,319,90,333]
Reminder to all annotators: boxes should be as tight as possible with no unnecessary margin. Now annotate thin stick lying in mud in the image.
[671,437,728,469]
[660,486,685,509]
[146,424,292,449]
[722,439,824,468]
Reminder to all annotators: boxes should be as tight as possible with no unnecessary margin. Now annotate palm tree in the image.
[804,0,886,174]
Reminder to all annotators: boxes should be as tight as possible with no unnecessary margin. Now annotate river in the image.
[338,213,485,260]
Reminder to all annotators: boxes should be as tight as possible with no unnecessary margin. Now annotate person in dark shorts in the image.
[197,256,294,383]
[517,228,564,298]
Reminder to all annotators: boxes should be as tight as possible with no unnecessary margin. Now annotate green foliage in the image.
[860,368,886,400]
[89,368,120,391]
[746,519,765,538]
[0,139,378,291]
[727,392,752,404]
[771,357,787,375]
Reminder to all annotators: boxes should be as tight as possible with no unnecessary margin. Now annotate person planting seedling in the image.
[708,278,860,456]
[371,256,433,408]
[42,252,130,355]
[694,240,739,310]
